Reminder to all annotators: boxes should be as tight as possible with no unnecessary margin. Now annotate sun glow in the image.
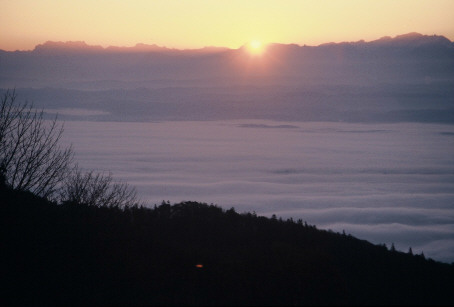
[1,1,454,51]
[247,40,265,55]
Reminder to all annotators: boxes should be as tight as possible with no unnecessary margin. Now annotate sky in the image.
[1,0,454,51]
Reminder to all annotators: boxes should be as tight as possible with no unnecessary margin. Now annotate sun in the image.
[247,40,265,55]
[250,40,262,49]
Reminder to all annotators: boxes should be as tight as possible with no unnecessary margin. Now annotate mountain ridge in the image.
[2,32,452,54]
[1,185,454,305]
[1,32,453,123]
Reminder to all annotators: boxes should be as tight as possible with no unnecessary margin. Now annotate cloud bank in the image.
[60,119,454,263]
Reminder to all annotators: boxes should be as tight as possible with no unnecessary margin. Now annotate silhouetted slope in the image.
[1,185,453,306]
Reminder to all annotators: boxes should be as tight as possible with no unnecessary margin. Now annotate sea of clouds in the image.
[60,119,454,263]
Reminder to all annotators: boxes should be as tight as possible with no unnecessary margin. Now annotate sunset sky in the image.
[1,0,454,51]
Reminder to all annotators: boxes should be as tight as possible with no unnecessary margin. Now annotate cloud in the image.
[45,108,110,117]
[238,123,300,129]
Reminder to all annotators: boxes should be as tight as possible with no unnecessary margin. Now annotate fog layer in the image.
[60,120,454,263]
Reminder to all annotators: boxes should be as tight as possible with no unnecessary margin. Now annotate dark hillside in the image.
[1,185,453,306]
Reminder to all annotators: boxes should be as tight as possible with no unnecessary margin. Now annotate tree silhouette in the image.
[390,243,396,252]
[59,166,140,208]
[0,89,73,198]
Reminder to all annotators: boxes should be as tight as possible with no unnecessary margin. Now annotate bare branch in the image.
[0,89,74,199]
[59,166,141,209]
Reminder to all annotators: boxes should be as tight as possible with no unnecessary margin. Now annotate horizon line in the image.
[1,32,452,53]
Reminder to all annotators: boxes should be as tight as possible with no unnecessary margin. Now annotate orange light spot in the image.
[195,264,203,268]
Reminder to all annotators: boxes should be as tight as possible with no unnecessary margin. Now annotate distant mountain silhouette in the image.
[317,32,453,48]
[33,40,105,53]
[1,33,453,123]
[14,32,453,54]
[31,40,229,54]
[2,32,452,86]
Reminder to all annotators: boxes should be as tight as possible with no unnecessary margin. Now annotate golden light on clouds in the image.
[1,0,454,51]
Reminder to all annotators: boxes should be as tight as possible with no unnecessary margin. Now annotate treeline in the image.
[1,185,454,306]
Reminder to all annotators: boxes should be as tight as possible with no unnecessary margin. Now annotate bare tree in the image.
[0,89,73,198]
[59,167,141,208]
[1,89,140,207]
